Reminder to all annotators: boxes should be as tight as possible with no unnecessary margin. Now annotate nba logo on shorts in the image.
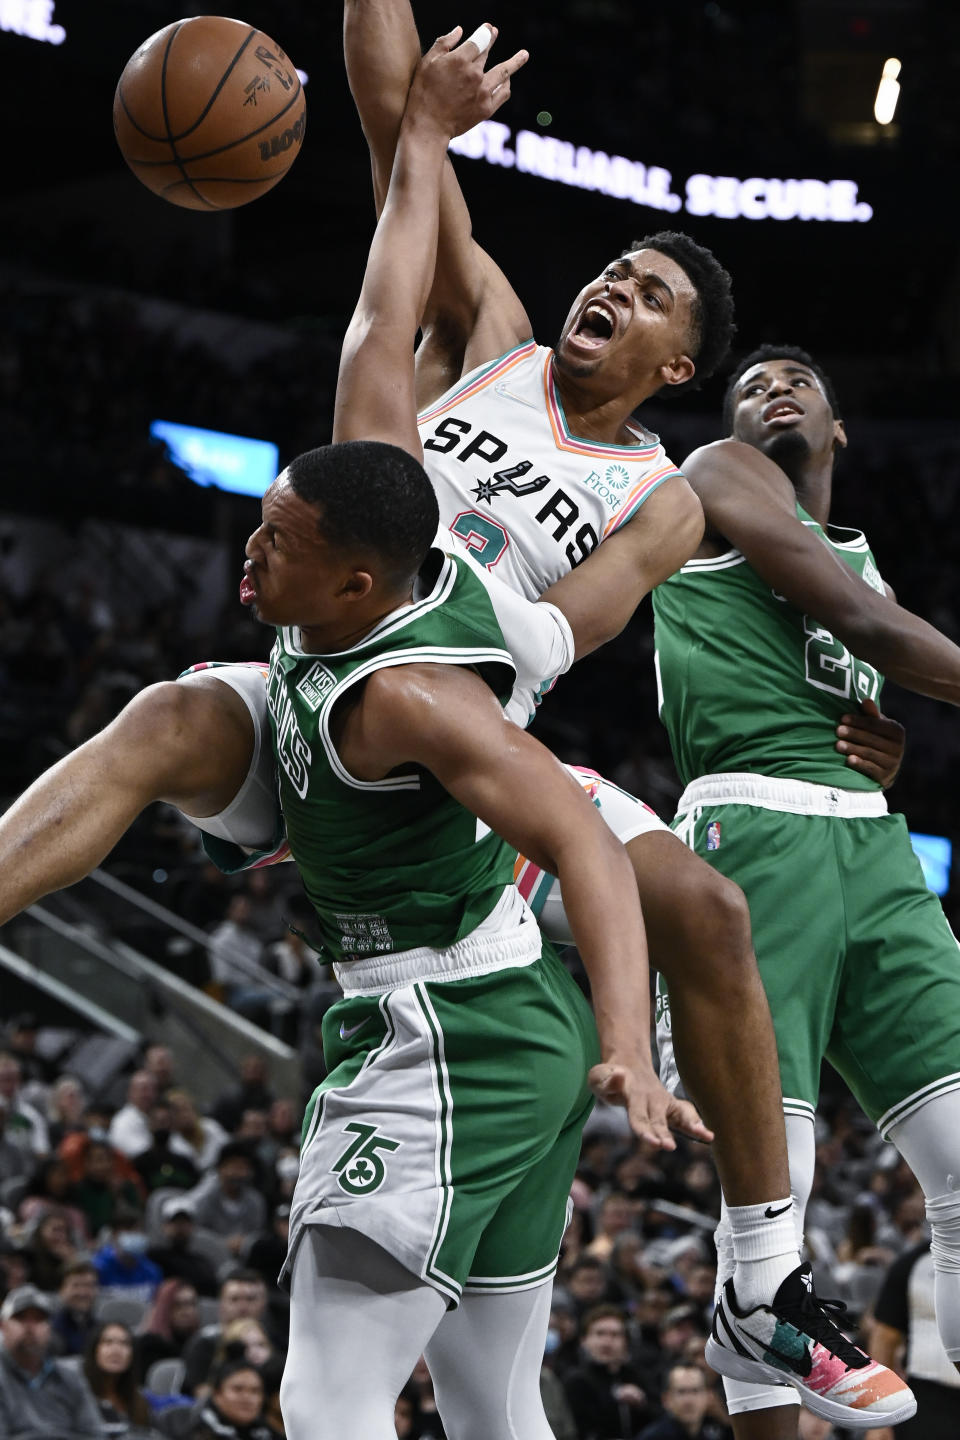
[706,821,722,851]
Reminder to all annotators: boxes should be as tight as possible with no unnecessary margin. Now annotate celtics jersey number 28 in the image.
[652,506,887,791]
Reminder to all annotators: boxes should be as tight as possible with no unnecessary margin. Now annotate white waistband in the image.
[676,772,889,819]
[333,888,542,995]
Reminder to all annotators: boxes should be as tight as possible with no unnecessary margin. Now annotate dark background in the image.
[3,0,960,906]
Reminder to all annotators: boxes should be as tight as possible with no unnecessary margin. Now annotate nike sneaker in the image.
[705,1262,916,1429]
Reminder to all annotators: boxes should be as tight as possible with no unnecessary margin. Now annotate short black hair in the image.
[286,441,439,591]
[626,231,735,393]
[208,1355,264,1394]
[722,343,841,434]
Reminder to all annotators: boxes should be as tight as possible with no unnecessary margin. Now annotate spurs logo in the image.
[472,460,551,505]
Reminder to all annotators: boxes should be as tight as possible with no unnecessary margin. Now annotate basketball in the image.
[113,15,306,211]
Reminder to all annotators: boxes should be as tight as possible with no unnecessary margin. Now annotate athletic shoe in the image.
[705,1262,916,1429]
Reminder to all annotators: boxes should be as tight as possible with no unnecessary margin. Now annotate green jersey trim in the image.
[314,643,516,795]
[278,550,460,660]
[415,982,460,1304]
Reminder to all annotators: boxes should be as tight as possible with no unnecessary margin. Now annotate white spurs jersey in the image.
[418,340,684,600]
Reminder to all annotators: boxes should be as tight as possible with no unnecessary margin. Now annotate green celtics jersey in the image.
[268,548,518,964]
[652,505,886,791]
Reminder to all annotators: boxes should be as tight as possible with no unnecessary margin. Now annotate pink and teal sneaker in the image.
[705,1262,916,1429]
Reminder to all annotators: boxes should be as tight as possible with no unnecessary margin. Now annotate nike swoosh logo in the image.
[339,1019,369,1041]
[764,1202,793,1219]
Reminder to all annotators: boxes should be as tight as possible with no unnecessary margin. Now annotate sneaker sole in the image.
[705,1336,917,1430]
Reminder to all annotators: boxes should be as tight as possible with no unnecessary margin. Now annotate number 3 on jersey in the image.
[449,511,509,570]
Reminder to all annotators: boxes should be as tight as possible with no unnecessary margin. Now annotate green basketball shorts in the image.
[286,907,599,1306]
[657,773,960,1136]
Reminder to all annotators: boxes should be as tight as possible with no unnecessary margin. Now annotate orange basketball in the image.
[113,15,306,211]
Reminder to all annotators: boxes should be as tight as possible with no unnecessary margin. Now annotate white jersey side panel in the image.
[177,662,279,849]
[419,341,684,600]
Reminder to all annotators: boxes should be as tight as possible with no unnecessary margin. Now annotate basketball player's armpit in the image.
[541,478,704,659]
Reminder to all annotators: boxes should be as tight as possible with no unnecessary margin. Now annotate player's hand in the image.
[835,698,905,788]
[588,1062,714,1150]
[407,23,528,140]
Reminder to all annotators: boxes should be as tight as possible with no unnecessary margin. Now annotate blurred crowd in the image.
[0,1013,945,1440]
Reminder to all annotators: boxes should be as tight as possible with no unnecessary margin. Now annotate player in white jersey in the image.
[419,338,684,601]
[342,0,804,1320]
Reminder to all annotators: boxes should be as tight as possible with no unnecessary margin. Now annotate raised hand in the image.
[405,22,528,141]
[835,697,905,788]
[588,1061,714,1151]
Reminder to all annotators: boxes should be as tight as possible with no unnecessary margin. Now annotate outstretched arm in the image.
[334,24,528,455]
[541,478,705,658]
[0,676,254,925]
[343,0,531,404]
[685,438,960,706]
[342,662,713,1149]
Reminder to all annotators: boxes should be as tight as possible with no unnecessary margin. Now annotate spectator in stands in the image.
[406,1354,445,1440]
[92,1201,162,1301]
[541,1363,579,1440]
[272,1151,299,1211]
[3,1014,58,1088]
[565,1255,623,1318]
[147,1197,219,1297]
[206,895,269,1020]
[209,1317,275,1378]
[869,1234,960,1439]
[393,1381,422,1439]
[0,1052,49,1156]
[23,1205,82,1292]
[0,1236,30,1298]
[142,1046,177,1098]
[162,1356,277,1439]
[211,1058,274,1137]
[0,1097,33,1188]
[138,1279,201,1380]
[83,1320,160,1436]
[109,1072,158,1160]
[264,1098,297,1158]
[19,1154,90,1240]
[185,1143,267,1256]
[134,1102,200,1194]
[167,1092,226,1175]
[563,1304,655,1439]
[585,1192,638,1263]
[544,1291,582,1378]
[637,1362,732,1440]
[0,1283,107,1437]
[66,1135,145,1238]
[45,1076,88,1150]
[245,1204,288,1290]
[180,1270,269,1396]
[654,1304,708,1391]
[51,1260,100,1357]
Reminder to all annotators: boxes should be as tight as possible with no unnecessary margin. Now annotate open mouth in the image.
[571,302,616,348]
[239,574,257,606]
[763,401,803,424]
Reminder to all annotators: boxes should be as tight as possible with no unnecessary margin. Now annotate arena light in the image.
[150,420,279,498]
[0,0,66,44]
[909,831,952,897]
[874,58,901,126]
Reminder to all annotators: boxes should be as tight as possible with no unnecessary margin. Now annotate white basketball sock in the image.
[727,1199,800,1309]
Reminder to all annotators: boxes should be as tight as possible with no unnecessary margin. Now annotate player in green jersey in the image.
[653,343,960,1437]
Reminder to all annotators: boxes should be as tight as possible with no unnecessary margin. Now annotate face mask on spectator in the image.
[117,1231,150,1256]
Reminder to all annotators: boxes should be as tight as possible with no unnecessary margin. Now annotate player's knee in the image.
[927,1191,960,1275]
[669,869,753,981]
